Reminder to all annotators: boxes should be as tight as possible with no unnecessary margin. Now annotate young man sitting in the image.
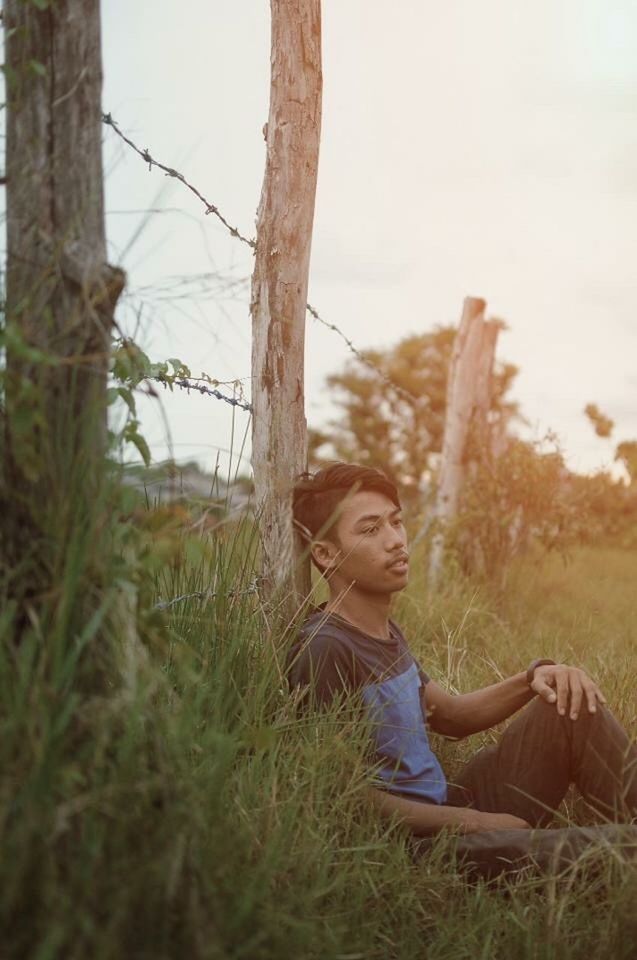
[288,462,637,879]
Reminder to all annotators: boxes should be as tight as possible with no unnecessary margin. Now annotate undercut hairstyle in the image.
[293,463,401,549]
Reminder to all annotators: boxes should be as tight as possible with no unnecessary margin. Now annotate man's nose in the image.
[385,526,406,550]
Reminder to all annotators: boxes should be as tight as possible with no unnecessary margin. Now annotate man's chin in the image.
[387,565,409,589]
[360,574,409,596]
[392,572,409,592]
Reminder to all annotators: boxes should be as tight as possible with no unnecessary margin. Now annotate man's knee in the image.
[526,694,609,732]
[524,694,567,730]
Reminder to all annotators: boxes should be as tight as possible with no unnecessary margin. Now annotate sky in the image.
[100,0,637,479]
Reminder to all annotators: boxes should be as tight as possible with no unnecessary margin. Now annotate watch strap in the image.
[526,658,556,686]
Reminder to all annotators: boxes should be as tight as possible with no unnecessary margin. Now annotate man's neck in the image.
[324,585,392,640]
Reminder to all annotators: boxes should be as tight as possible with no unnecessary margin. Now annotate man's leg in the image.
[431,824,637,883]
[447,696,637,825]
[434,697,637,880]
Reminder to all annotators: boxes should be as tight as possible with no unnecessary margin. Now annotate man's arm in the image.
[368,787,531,836]
[422,664,607,739]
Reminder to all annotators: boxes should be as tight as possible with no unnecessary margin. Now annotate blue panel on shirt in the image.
[287,605,446,804]
[361,661,448,805]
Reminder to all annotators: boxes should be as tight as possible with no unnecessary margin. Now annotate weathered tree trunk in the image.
[2,1,124,610]
[251,0,322,623]
[425,296,493,588]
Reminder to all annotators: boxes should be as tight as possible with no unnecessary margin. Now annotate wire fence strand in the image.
[152,376,253,413]
[154,577,261,611]
[305,302,419,405]
[103,112,420,406]
[102,112,256,250]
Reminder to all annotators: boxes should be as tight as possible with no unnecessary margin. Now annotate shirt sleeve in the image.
[416,662,431,686]
[390,618,430,685]
[288,630,355,707]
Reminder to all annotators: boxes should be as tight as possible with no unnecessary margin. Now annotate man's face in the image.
[313,489,409,594]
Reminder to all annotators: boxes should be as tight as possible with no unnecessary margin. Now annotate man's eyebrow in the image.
[354,508,402,526]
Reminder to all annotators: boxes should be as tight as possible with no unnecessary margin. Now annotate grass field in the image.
[2,501,636,959]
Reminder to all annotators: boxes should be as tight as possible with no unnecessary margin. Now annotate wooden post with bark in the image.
[2,1,124,619]
[251,0,322,622]
[424,296,500,588]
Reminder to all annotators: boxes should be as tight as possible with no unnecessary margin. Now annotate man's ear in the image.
[292,519,340,574]
[311,538,340,575]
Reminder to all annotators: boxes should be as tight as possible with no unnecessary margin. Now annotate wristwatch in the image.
[526,658,556,686]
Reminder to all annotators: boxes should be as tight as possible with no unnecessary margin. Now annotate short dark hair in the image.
[293,462,401,545]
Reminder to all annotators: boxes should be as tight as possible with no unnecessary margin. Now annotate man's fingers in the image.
[582,680,599,714]
[533,665,607,718]
[588,681,607,710]
[531,664,606,720]
[569,674,583,720]
[556,672,570,715]
[533,676,557,704]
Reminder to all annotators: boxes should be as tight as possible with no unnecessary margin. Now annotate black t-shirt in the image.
[288,604,448,804]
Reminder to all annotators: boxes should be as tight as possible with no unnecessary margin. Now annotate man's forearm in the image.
[369,788,532,836]
[444,671,535,738]
[368,787,484,836]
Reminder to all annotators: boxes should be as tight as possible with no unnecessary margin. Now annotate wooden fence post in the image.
[424,296,498,588]
[2,0,125,608]
[251,0,322,623]
[461,318,500,578]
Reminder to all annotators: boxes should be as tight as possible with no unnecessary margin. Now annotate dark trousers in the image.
[417,697,637,880]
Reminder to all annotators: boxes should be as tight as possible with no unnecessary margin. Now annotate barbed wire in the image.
[102,112,256,250]
[151,376,253,412]
[177,374,253,388]
[305,302,419,405]
[103,111,420,407]
[154,577,261,611]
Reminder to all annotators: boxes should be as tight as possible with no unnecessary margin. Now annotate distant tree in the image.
[582,404,637,484]
[309,326,519,505]
[615,441,637,484]
[584,403,614,439]
[578,406,637,541]
[567,467,637,547]
[459,435,585,586]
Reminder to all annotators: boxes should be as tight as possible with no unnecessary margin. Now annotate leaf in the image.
[169,358,191,378]
[1,64,18,91]
[117,386,137,416]
[136,348,152,377]
[130,431,151,467]
[112,346,133,382]
[123,421,151,467]
[149,361,169,379]
[28,59,47,77]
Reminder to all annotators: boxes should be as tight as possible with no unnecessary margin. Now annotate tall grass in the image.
[1,473,636,958]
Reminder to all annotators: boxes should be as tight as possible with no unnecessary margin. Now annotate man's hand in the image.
[466,811,531,833]
[531,663,607,720]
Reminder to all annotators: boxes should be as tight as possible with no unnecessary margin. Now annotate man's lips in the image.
[387,553,409,570]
